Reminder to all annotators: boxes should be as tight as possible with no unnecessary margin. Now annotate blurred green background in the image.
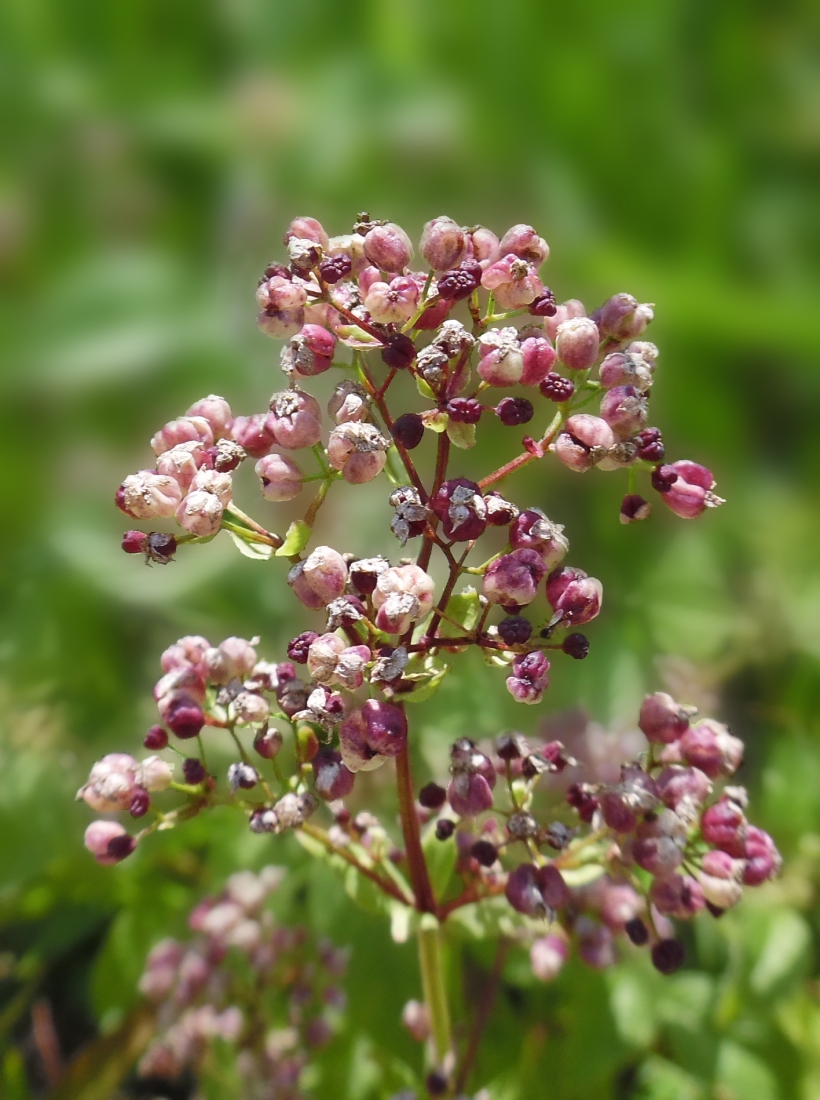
[2,0,820,1096]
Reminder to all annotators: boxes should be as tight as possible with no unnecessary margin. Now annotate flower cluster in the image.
[137,867,347,1098]
[84,213,772,1093]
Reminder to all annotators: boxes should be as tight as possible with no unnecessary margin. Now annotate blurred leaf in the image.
[715,1039,780,1100]
[750,910,811,997]
[49,1006,156,1100]
[228,530,275,560]
[421,821,457,899]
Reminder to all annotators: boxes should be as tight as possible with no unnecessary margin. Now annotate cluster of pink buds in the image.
[89,213,772,1094]
[137,867,347,1096]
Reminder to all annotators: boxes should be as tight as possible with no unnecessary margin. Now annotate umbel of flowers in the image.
[83,213,775,1094]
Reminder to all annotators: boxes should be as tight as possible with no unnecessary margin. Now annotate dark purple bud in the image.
[651,464,678,493]
[567,782,599,822]
[678,719,744,778]
[436,261,483,301]
[483,491,519,527]
[436,819,455,840]
[338,700,408,772]
[122,530,147,554]
[506,862,569,917]
[106,834,137,861]
[562,633,590,659]
[471,840,498,866]
[349,556,390,595]
[651,939,686,975]
[635,427,664,463]
[447,772,494,816]
[425,1070,449,1097]
[253,727,283,759]
[313,749,356,801]
[498,616,532,645]
[546,566,603,626]
[639,692,694,744]
[143,724,169,750]
[166,701,205,740]
[600,791,637,833]
[430,478,487,541]
[419,782,447,810]
[287,631,319,664]
[391,413,425,450]
[129,787,151,818]
[539,372,575,402]
[625,918,649,946]
[446,398,483,424]
[182,758,207,785]
[228,762,258,792]
[319,254,352,283]
[620,494,652,524]
[528,289,557,316]
[496,397,534,426]
[381,332,417,369]
[496,732,528,760]
[483,549,547,607]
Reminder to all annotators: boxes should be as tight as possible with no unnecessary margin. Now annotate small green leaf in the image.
[275,519,312,557]
[415,374,436,399]
[446,420,476,449]
[401,664,450,704]
[438,587,479,637]
[226,531,274,559]
[559,864,607,887]
[421,409,448,433]
[336,324,382,348]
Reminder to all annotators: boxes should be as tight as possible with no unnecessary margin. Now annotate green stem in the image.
[418,915,452,1066]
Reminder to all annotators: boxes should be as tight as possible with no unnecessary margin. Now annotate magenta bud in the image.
[632,834,684,876]
[554,316,600,371]
[600,791,637,833]
[151,416,214,456]
[701,796,747,856]
[554,415,616,472]
[678,719,743,779]
[600,384,647,438]
[288,546,348,610]
[84,821,136,865]
[373,564,435,634]
[639,692,694,744]
[546,566,602,625]
[143,725,169,750]
[116,471,183,520]
[519,336,557,385]
[656,765,712,810]
[468,225,500,265]
[593,293,653,340]
[655,460,724,519]
[430,478,487,541]
[284,216,329,249]
[419,216,468,270]
[283,324,336,377]
[567,782,599,822]
[313,749,356,800]
[481,255,543,309]
[539,372,575,403]
[338,700,408,773]
[364,276,419,324]
[327,422,390,483]
[483,549,547,607]
[505,863,569,918]
[649,874,705,918]
[122,530,147,554]
[742,827,781,886]
[363,222,413,272]
[176,489,224,537]
[129,787,151,818]
[165,701,205,740]
[255,453,303,501]
[634,427,665,463]
[505,650,550,705]
[287,631,320,663]
[477,327,524,386]
[496,397,534,426]
[446,397,482,424]
[447,772,494,816]
[436,261,483,301]
[267,390,322,450]
[230,413,276,458]
[256,275,307,313]
[543,298,586,341]
[498,224,549,264]
[600,882,645,932]
[509,509,569,565]
[253,727,283,759]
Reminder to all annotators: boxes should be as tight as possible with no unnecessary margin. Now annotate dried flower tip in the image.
[539,372,575,402]
[620,494,652,523]
[267,389,323,450]
[430,478,487,541]
[228,762,259,793]
[496,397,534,426]
[483,491,519,526]
[328,379,369,424]
[436,261,483,301]
[327,422,390,484]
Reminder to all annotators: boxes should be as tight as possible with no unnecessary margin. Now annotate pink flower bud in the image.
[419,216,468,270]
[160,635,210,673]
[554,414,616,472]
[483,549,547,607]
[187,395,233,442]
[530,935,568,982]
[363,222,413,272]
[599,384,648,438]
[327,380,369,424]
[592,293,653,340]
[364,276,419,324]
[509,509,569,566]
[313,749,355,800]
[151,416,214,456]
[742,827,781,886]
[468,225,500,266]
[267,390,322,450]
[599,882,644,931]
[546,566,602,625]
[519,336,558,385]
[498,224,549,265]
[554,316,600,371]
[230,413,276,458]
[506,650,550,705]
[116,471,183,519]
[481,254,543,308]
[401,999,431,1042]
[216,636,258,680]
[477,327,524,386]
[156,442,205,492]
[632,833,685,876]
[77,753,138,811]
[256,453,303,501]
[430,478,488,541]
[288,546,348,609]
[327,422,390,484]
[655,460,724,519]
[190,467,232,504]
[649,874,705,918]
[373,564,435,634]
[256,275,308,312]
[281,324,336,377]
[577,919,616,970]
[136,755,173,792]
[701,796,747,856]
[284,216,329,249]
[338,700,408,772]
[506,863,569,917]
[543,298,586,342]
[257,308,305,340]
[84,820,136,864]
[599,350,655,392]
[656,765,712,810]
[358,265,381,296]
[639,692,694,744]
[307,633,346,683]
[176,489,223,536]
[678,718,743,779]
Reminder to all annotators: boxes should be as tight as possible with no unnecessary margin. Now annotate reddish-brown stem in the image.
[357,357,428,501]
[300,823,413,906]
[395,738,437,914]
[478,409,564,490]
[416,432,450,571]
[438,879,507,920]
[453,940,508,1094]
[424,544,472,642]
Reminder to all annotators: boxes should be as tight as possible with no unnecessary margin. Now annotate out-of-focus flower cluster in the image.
[137,867,347,1099]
